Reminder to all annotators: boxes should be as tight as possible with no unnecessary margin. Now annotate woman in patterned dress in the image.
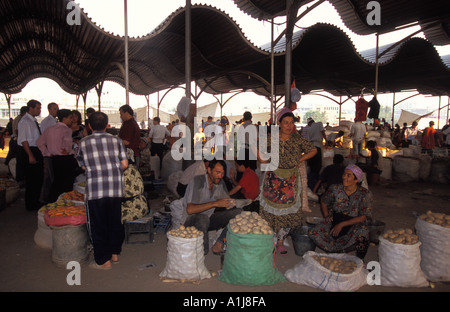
[308,164,373,260]
[257,109,317,254]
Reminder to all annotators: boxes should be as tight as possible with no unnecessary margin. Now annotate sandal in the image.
[277,245,288,255]
[89,261,112,270]
[212,241,224,255]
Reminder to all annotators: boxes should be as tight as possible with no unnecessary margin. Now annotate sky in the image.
[13,0,450,124]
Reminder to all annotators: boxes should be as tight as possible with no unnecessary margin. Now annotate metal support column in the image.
[124,0,130,105]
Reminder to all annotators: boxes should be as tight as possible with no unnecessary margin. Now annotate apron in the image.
[260,167,302,216]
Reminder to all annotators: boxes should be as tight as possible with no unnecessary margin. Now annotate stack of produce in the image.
[418,210,450,228]
[381,228,419,244]
[168,225,202,238]
[42,199,86,226]
[59,190,85,202]
[228,211,273,235]
[312,255,357,274]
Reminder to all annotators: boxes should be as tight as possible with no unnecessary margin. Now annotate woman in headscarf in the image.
[308,164,373,260]
[257,108,317,254]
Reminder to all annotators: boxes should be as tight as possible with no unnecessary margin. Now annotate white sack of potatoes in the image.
[159,232,211,281]
[416,218,450,282]
[378,236,428,287]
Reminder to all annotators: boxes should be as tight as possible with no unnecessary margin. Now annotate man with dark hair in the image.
[312,153,345,196]
[5,106,28,169]
[118,104,141,166]
[181,159,241,255]
[17,100,43,210]
[37,109,75,202]
[39,102,59,204]
[83,107,96,136]
[77,111,128,270]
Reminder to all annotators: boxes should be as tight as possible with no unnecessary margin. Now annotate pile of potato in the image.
[418,210,450,228]
[312,255,357,274]
[168,225,202,238]
[229,211,273,235]
[382,228,419,245]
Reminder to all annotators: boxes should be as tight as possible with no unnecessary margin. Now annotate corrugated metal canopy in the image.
[0,0,450,99]
[235,0,450,46]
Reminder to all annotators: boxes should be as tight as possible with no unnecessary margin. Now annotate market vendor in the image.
[308,164,373,260]
[181,159,241,255]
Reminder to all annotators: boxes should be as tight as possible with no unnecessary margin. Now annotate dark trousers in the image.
[184,207,242,255]
[20,146,44,211]
[48,155,75,203]
[308,146,322,175]
[86,197,124,265]
[150,142,164,169]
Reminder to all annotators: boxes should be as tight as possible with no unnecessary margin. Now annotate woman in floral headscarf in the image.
[308,164,373,260]
[257,109,317,254]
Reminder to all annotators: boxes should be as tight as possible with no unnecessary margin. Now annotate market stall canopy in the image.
[1,0,450,99]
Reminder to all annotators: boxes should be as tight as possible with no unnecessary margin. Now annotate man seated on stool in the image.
[181,159,241,255]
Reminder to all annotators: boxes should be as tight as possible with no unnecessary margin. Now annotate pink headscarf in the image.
[345,164,364,182]
[276,107,292,124]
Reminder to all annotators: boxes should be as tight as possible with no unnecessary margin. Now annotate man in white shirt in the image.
[38,102,59,204]
[17,100,43,211]
[40,102,59,133]
[405,121,419,146]
[148,116,170,170]
[350,120,368,157]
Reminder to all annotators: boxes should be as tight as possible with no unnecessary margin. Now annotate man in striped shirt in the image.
[77,112,128,270]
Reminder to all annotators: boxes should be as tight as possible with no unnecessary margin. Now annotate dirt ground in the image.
[1,157,449,301]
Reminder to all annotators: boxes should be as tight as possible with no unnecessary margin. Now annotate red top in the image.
[238,167,260,200]
[118,118,141,157]
[355,98,369,122]
[421,127,435,149]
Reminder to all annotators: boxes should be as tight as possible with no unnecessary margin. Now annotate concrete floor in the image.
[1,168,450,301]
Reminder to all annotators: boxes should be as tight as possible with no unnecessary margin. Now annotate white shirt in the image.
[149,124,170,143]
[350,122,367,141]
[308,122,324,148]
[40,115,57,134]
[405,126,419,141]
[17,113,41,147]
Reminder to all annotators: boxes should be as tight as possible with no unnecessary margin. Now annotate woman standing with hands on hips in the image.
[256,108,317,254]
[308,164,373,260]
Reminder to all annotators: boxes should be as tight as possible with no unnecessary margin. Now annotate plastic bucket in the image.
[290,226,316,257]
[51,224,89,267]
[368,220,385,244]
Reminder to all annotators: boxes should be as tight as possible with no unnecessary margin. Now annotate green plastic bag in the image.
[218,225,286,286]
